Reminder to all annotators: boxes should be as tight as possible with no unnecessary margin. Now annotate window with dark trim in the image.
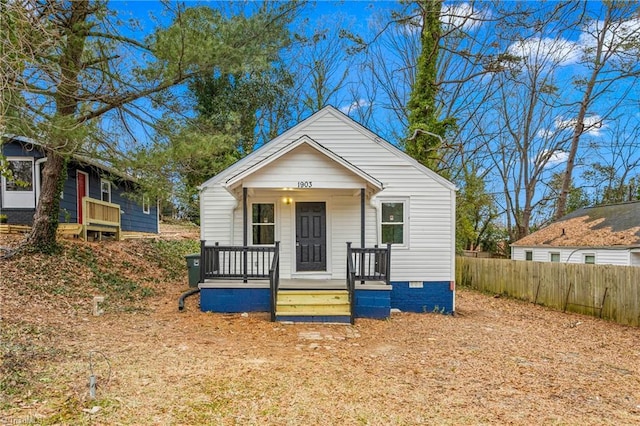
[381,202,404,245]
[525,251,533,261]
[584,254,595,264]
[252,203,275,245]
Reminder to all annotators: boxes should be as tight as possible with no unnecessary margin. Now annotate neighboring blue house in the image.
[1,136,158,236]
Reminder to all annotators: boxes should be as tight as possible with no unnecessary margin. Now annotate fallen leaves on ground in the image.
[1,228,639,425]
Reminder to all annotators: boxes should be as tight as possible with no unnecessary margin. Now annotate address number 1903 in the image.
[297,181,312,188]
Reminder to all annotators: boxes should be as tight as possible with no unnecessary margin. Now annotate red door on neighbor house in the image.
[77,171,88,224]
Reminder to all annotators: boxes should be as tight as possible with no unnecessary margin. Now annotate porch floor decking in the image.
[199,278,389,289]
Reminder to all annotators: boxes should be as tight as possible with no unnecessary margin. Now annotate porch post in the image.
[360,188,365,248]
[243,187,248,283]
[360,188,365,283]
[243,187,248,246]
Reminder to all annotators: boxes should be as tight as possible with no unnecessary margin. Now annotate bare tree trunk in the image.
[555,69,599,219]
[22,1,89,252]
[24,152,66,251]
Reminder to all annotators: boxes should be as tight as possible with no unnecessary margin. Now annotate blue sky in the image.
[104,1,639,215]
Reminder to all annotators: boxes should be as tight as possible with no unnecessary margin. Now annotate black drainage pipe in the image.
[178,288,200,311]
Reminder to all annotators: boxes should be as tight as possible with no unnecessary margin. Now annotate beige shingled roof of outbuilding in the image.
[512,201,640,247]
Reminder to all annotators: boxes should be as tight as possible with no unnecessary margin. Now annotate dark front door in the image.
[296,202,326,271]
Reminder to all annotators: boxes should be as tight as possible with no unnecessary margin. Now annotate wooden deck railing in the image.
[199,241,281,320]
[82,197,121,240]
[346,242,392,324]
[200,242,279,282]
[269,244,280,322]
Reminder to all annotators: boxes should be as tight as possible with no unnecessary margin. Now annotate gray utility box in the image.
[185,253,201,288]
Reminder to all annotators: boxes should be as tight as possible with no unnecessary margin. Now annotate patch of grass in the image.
[39,396,85,425]
[90,268,155,312]
[0,322,62,402]
[140,239,200,281]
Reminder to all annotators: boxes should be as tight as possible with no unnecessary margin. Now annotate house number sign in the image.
[298,181,313,188]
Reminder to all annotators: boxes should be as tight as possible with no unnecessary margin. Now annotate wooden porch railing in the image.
[269,244,280,322]
[82,197,121,240]
[200,241,281,320]
[346,242,392,324]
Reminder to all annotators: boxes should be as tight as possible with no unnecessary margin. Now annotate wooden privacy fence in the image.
[456,257,640,327]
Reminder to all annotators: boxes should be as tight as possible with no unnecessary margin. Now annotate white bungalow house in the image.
[511,201,640,266]
[197,106,457,323]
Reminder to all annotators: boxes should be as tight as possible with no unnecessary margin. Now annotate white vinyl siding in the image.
[200,184,237,244]
[512,246,635,266]
[241,144,367,189]
[200,108,456,282]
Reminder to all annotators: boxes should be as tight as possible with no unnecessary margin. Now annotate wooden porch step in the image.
[276,290,350,316]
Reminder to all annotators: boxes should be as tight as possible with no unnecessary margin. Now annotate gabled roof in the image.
[512,201,640,248]
[200,105,457,192]
[3,135,138,183]
[224,135,383,191]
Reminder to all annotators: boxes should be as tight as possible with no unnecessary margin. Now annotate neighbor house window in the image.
[100,179,111,203]
[142,194,150,214]
[1,157,35,208]
[252,203,274,245]
[550,252,560,262]
[6,158,34,191]
[525,251,533,261]
[584,254,595,264]
[381,201,406,245]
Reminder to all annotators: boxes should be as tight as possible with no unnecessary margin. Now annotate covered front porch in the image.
[198,242,392,323]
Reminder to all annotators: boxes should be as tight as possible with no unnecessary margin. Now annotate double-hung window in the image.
[380,200,407,246]
[252,203,275,245]
[100,179,111,203]
[550,252,560,262]
[2,157,35,208]
[142,194,150,214]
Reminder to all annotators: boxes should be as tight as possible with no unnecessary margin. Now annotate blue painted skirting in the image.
[354,289,390,319]
[200,281,454,317]
[200,288,270,313]
[390,281,454,314]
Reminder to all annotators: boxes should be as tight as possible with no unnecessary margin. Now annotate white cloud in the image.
[340,99,370,114]
[555,115,604,137]
[538,149,569,167]
[578,17,640,56]
[442,3,490,31]
[508,37,580,68]
[536,128,554,139]
[398,2,490,35]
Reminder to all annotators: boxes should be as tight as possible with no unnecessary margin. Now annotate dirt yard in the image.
[1,231,639,425]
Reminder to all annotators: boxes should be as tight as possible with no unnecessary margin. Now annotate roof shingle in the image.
[512,201,640,247]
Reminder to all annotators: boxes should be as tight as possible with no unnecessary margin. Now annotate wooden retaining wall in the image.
[456,257,640,327]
